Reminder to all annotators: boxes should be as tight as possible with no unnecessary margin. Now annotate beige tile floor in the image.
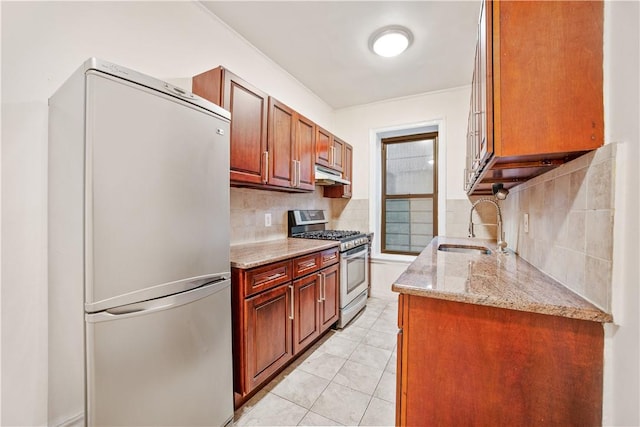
[234,296,399,427]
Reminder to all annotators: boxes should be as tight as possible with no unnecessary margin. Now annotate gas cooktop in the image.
[288,210,369,251]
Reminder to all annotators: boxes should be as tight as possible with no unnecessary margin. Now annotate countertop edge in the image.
[230,239,340,269]
[392,284,613,323]
[391,236,613,324]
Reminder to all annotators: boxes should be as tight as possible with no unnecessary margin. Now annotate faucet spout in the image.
[468,198,508,253]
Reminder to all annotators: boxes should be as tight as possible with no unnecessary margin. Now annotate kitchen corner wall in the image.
[446,197,500,240]
[501,143,616,311]
[330,198,369,231]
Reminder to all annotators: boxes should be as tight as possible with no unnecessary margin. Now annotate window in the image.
[381,132,438,255]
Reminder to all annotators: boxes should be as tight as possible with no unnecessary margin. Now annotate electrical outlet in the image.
[265,213,272,227]
[524,213,529,233]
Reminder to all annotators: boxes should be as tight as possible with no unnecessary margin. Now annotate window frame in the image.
[380,132,439,256]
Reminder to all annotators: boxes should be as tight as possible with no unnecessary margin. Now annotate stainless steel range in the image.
[288,210,369,328]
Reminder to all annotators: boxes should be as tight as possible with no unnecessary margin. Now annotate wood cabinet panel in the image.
[292,275,321,354]
[324,142,352,199]
[243,260,292,298]
[293,253,320,279]
[331,136,345,173]
[244,284,293,392]
[396,294,604,426]
[192,67,268,185]
[268,98,295,188]
[318,263,340,332]
[465,0,604,195]
[319,247,339,268]
[268,97,315,191]
[296,113,316,190]
[315,126,332,168]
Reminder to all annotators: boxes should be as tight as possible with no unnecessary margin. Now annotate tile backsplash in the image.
[230,187,332,244]
[501,143,616,311]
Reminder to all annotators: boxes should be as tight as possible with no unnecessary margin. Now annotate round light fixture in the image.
[370,26,413,57]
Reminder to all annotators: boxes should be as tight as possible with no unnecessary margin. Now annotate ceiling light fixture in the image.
[370,26,413,58]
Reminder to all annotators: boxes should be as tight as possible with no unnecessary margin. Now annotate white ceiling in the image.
[201,1,482,109]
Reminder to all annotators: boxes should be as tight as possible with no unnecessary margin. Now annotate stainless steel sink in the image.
[437,244,491,255]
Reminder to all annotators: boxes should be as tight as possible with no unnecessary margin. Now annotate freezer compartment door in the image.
[85,279,233,426]
[85,71,230,307]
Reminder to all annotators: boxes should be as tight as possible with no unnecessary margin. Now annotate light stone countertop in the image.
[230,238,340,269]
[392,236,613,323]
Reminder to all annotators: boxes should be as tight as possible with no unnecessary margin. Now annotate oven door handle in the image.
[341,248,367,261]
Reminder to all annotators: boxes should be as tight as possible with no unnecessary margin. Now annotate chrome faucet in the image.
[468,198,508,253]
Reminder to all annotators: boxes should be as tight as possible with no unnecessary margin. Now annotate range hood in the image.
[314,165,350,186]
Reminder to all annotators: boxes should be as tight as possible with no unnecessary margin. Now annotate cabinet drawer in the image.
[319,247,339,268]
[244,260,292,297]
[293,253,321,279]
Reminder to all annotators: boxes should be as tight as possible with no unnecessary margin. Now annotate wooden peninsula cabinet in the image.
[465,0,604,195]
[396,295,605,426]
[231,246,339,407]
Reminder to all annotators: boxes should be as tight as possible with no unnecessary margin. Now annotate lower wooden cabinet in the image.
[232,247,340,407]
[396,294,605,426]
[244,284,292,392]
[318,263,340,331]
[292,274,320,354]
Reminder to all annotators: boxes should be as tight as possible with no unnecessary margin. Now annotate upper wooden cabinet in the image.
[193,66,354,193]
[315,126,344,173]
[324,142,352,199]
[268,98,315,191]
[465,0,604,195]
[192,67,268,186]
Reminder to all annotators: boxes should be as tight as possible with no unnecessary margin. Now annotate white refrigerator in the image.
[48,58,234,426]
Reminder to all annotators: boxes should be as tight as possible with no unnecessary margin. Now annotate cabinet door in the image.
[332,136,345,173]
[342,143,353,198]
[268,98,296,188]
[315,126,332,168]
[477,0,492,166]
[323,143,352,199]
[319,264,340,332]
[296,113,316,190]
[192,67,268,185]
[292,275,320,354]
[244,284,293,392]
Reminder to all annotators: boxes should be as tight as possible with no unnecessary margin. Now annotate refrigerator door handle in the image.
[86,278,230,323]
[85,272,230,314]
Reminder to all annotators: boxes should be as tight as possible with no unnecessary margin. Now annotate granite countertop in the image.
[230,238,340,269]
[392,236,613,323]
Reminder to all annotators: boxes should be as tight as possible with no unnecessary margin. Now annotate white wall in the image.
[0,2,334,425]
[603,1,640,425]
[334,86,471,201]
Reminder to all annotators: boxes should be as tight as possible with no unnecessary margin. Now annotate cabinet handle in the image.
[322,273,326,301]
[330,146,335,166]
[291,159,296,187]
[296,160,301,187]
[289,285,294,320]
[317,273,323,303]
[299,261,316,270]
[262,151,269,184]
[266,273,283,281]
